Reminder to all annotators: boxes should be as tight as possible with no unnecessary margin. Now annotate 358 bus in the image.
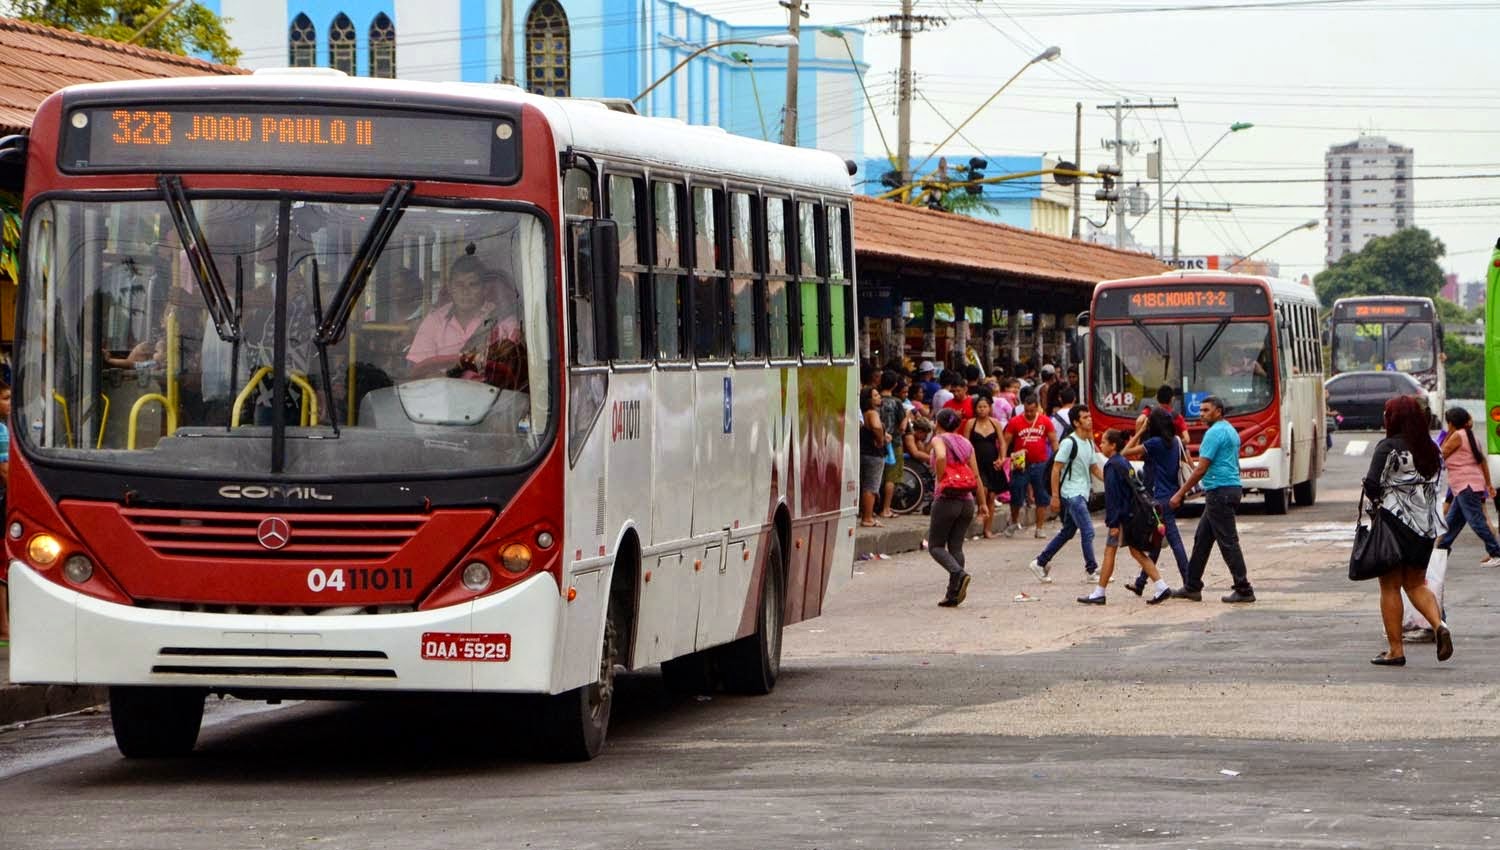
[0,72,860,760]
[1083,272,1325,513]
[1328,295,1445,423]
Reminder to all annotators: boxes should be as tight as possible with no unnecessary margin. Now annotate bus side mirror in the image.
[1069,330,1083,364]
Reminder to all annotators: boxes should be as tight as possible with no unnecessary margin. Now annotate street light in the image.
[821,28,896,171]
[730,52,769,141]
[1225,220,1319,271]
[909,45,1060,180]
[633,34,799,105]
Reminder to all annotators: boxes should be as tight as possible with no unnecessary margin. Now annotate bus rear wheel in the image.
[109,686,205,758]
[543,609,620,761]
[718,535,785,696]
[1293,475,1317,506]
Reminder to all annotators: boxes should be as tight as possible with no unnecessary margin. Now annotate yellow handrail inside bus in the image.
[96,394,110,449]
[230,367,318,428]
[124,311,180,450]
[346,332,357,427]
[51,392,74,448]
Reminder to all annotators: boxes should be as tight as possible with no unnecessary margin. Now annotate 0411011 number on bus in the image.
[421,633,512,661]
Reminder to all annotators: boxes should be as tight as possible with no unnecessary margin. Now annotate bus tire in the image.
[543,608,620,761]
[718,535,785,696]
[1263,487,1289,514]
[109,686,204,758]
[1293,476,1317,506]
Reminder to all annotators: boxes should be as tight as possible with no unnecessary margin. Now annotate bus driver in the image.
[405,253,524,388]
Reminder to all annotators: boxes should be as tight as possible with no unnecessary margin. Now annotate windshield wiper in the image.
[307,259,340,436]
[315,181,414,345]
[1386,320,1412,344]
[1132,318,1169,357]
[1193,317,1233,365]
[158,175,241,342]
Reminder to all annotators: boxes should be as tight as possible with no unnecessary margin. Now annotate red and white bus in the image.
[1082,272,1325,513]
[1,72,860,760]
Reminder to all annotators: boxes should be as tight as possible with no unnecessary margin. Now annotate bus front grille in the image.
[151,646,397,679]
[121,508,427,562]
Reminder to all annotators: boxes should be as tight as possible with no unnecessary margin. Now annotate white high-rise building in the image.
[1324,135,1413,266]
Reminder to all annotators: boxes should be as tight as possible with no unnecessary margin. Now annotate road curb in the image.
[0,682,107,727]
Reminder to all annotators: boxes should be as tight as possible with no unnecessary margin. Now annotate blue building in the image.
[206,0,867,160]
[856,154,1074,236]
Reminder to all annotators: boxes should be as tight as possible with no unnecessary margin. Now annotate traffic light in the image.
[880,170,902,190]
[1094,163,1121,202]
[965,157,987,195]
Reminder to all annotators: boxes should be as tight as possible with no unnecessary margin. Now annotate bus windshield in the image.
[1332,320,1435,373]
[1092,320,1274,418]
[20,194,553,477]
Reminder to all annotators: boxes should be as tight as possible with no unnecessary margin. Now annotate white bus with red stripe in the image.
[2,72,859,760]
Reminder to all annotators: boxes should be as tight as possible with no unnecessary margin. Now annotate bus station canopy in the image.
[852,194,1168,314]
[0,17,243,136]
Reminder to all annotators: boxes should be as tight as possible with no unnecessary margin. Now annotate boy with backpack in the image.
[1027,405,1102,582]
[1078,428,1173,605]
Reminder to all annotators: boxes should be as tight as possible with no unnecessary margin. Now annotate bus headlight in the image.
[27,534,62,567]
[499,543,533,574]
[63,555,94,584]
[461,562,492,592]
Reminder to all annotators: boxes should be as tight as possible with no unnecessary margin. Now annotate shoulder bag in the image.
[1349,492,1403,581]
[937,434,979,497]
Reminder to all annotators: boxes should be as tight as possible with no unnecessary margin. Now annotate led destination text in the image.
[110,110,377,148]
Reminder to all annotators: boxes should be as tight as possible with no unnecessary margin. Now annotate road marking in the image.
[1344,440,1369,456]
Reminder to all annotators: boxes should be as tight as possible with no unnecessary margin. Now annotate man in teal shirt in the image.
[1028,406,1104,582]
[1169,396,1255,603]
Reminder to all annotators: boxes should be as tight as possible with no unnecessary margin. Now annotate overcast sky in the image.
[720,0,1498,283]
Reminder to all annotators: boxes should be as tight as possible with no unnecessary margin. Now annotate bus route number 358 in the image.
[421,632,512,662]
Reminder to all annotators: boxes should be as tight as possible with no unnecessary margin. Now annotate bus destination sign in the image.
[61,104,519,182]
[1096,283,1270,319]
[1344,302,1426,320]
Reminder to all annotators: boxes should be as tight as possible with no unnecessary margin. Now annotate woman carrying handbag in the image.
[1358,396,1451,666]
[929,408,982,608]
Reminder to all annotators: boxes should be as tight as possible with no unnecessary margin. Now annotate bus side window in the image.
[795,200,823,358]
[690,185,727,360]
[566,166,600,365]
[605,174,645,361]
[764,196,793,359]
[651,180,686,362]
[728,191,759,360]
[827,204,851,358]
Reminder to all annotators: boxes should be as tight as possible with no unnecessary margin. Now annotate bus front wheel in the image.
[543,611,620,762]
[109,686,205,758]
[1263,487,1289,515]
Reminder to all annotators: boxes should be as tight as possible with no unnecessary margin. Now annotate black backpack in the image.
[1047,411,1077,486]
[1122,464,1165,550]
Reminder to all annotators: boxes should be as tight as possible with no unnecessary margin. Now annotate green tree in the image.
[1313,227,1446,306]
[939,190,1001,218]
[1434,296,1479,326]
[14,0,241,65]
[1444,332,1484,399]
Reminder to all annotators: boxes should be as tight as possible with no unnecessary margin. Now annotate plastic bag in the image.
[1401,546,1447,630]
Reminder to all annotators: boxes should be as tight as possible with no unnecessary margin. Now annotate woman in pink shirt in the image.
[1435,407,1500,565]
[406,255,523,383]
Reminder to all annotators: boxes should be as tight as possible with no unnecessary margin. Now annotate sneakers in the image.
[1172,588,1202,601]
[1482,556,1500,568]
[1003,523,1018,539]
[1147,586,1172,605]
[1082,571,1100,584]
[1403,627,1435,643]
[1033,527,1046,540]
[1221,589,1257,604]
[1076,594,1106,605]
[954,572,972,606]
[1027,559,1053,583]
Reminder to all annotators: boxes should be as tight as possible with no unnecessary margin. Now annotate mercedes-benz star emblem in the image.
[257,517,291,550]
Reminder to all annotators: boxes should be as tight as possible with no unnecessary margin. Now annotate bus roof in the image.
[45,73,855,196]
[1098,270,1320,309]
[1330,295,1434,304]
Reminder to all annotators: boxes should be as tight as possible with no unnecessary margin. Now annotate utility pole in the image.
[500,0,515,85]
[1171,195,1233,261]
[780,0,809,146]
[1097,99,1177,249]
[872,7,944,193]
[1154,139,1163,256]
[1072,101,1082,239]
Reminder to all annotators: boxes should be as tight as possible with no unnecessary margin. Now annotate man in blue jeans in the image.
[1169,396,1256,603]
[1028,406,1104,582]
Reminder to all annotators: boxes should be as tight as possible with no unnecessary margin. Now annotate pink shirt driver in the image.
[405,302,519,365]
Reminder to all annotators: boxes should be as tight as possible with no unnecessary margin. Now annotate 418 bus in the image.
[1328,295,1445,423]
[1083,272,1325,513]
[0,72,860,760]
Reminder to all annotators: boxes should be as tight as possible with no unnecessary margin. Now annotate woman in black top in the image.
[859,387,887,528]
[1362,395,1449,666]
[963,392,1008,538]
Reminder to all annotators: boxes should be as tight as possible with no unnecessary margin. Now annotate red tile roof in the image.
[853,194,1167,287]
[0,17,245,135]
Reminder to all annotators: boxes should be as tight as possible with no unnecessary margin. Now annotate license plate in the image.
[420,632,511,662]
[1242,468,1270,479]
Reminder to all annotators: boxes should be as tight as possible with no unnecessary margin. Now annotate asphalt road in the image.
[2,431,1498,850]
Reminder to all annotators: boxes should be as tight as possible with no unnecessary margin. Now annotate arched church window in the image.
[370,13,396,78]
[289,14,316,67]
[524,1,570,98]
[329,13,357,75]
